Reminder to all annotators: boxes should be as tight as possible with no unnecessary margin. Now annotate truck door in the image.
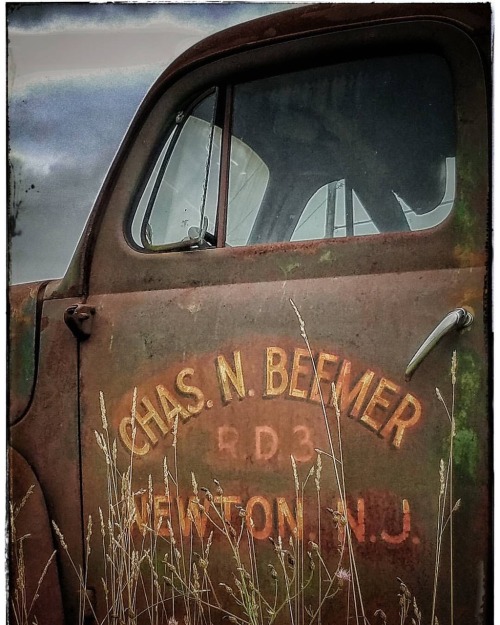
[78,14,489,625]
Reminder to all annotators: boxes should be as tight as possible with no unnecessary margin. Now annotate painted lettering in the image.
[175,368,205,415]
[156,384,190,426]
[246,496,273,540]
[381,498,411,544]
[118,343,425,455]
[132,491,416,548]
[292,425,314,462]
[289,348,311,399]
[216,351,246,403]
[310,352,339,403]
[380,393,422,448]
[277,497,303,539]
[119,417,150,456]
[336,361,375,418]
[255,426,279,461]
[218,426,239,458]
[136,395,169,445]
[361,377,400,432]
[265,347,288,397]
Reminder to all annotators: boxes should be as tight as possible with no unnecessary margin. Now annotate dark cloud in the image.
[7,2,294,32]
[9,75,155,283]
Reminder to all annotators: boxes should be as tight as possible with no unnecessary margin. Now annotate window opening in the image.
[226,53,456,247]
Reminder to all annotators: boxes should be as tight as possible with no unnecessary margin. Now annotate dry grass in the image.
[10,486,56,625]
[53,386,351,625]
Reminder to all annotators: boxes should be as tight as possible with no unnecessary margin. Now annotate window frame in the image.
[130,39,465,256]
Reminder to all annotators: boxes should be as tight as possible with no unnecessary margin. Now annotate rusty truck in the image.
[9,4,491,625]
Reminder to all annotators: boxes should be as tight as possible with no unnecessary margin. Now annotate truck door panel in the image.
[77,13,489,625]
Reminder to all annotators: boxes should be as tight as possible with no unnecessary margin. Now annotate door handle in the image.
[405,308,473,381]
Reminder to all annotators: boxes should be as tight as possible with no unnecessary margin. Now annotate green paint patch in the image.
[319,250,334,263]
[453,428,479,477]
[454,197,477,255]
[278,259,301,278]
[449,349,484,477]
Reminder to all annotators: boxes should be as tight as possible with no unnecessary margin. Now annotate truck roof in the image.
[152,2,490,95]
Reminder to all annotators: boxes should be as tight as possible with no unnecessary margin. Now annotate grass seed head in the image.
[219,583,234,595]
[191,472,199,496]
[201,487,213,502]
[163,458,170,497]
[172,415,179,448]
[439,459,445,495]
[14,485,34,519]
[315,454,322,491]
[268,564,278,580]
[289,298,307,341]
[290,455,299,492]
[99,391,108,430]
[213,478,223,495]
[374,609,388,623]
[331,382,341,419]
[166,519,175,543]
[451,350,457,385]
[206,531,213,553]
[52,521,68,551]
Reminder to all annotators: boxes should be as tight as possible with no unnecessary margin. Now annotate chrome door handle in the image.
[405,308,473,381]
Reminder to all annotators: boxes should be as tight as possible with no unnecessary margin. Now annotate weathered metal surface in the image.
[9,447,65,625]
[8,281,46,423]
[10,298,84,625]
[80,266,488,623]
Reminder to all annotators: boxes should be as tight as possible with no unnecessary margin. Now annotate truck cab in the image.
[9,4,490,625]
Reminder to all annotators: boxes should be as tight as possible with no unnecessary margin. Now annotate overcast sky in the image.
[7,2,297,284]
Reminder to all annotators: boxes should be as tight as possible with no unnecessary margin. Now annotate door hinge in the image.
[64,303,96,341]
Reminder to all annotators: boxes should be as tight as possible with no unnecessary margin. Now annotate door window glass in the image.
[225,136,269,247]
[227,54,456,246]
[132,93,219,248]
